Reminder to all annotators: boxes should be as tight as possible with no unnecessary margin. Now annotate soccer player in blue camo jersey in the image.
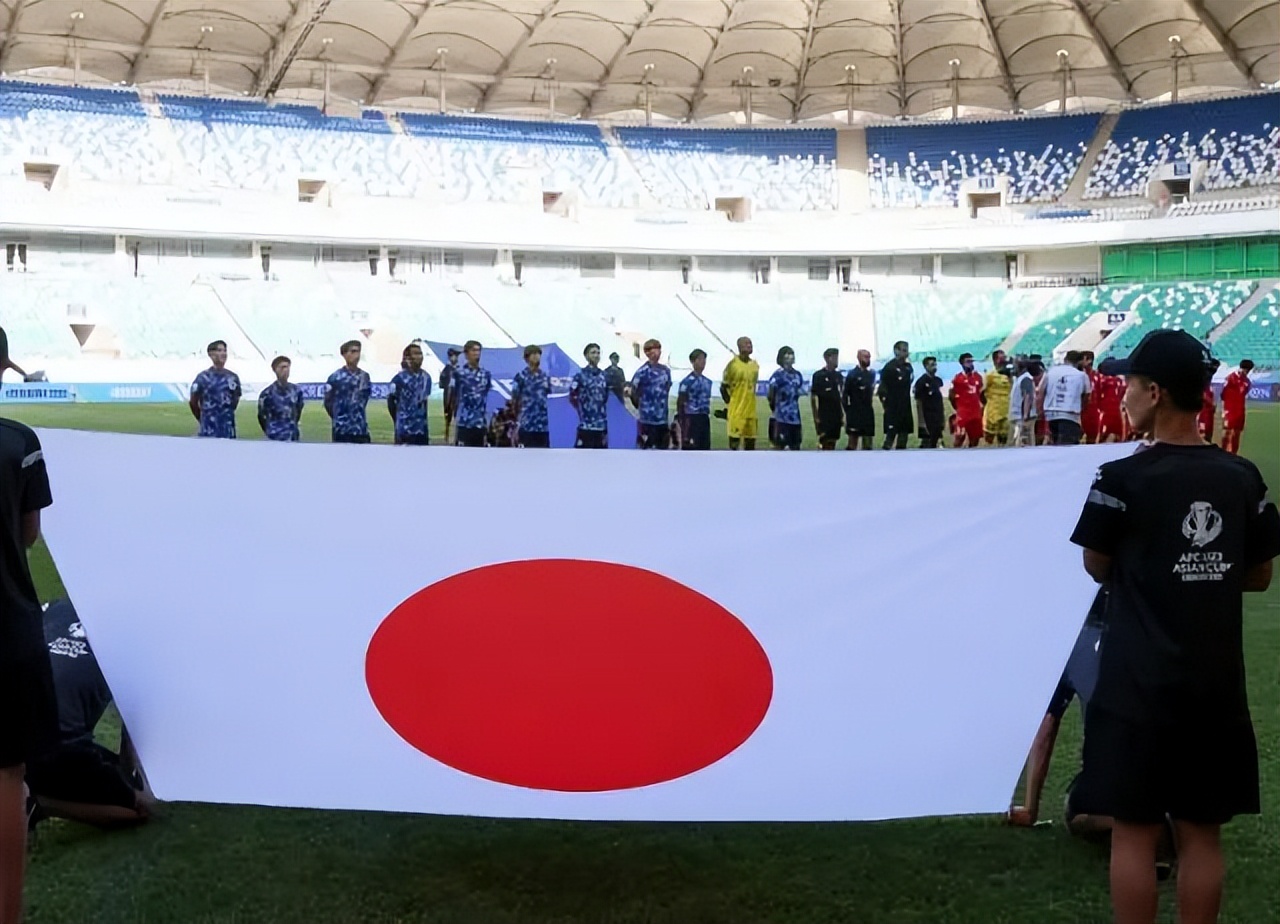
[387,343,433,446]
[324,340,371,444]
[189,340,241,439]
[570,343,609,449]
[630,338,672,449]
[450,340,492,447]
[257,355,304,442]
[767,346,805,450]
[677,349,713,451]
[511,345,552,448]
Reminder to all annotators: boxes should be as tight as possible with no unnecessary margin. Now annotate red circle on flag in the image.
[365,559,773,792]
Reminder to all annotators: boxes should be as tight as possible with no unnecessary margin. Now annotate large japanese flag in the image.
[35,429,1129,822]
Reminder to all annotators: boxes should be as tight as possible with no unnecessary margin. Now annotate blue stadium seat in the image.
[1084,93,1280,198]
[866,114,1101,207]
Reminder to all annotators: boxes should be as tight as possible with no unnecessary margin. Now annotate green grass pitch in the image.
[6,401,1279,924]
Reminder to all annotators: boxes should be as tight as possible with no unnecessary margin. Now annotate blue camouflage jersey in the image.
[571,365,609,431]
[453,364,492,429]
[192,367,241,438]
[389,369,433,439]
[631,362,672,425]
[257,381,304,442]
[326,366,371,438]
[769,367,805,425]
[678,372,712,416]
[511,367,551,434]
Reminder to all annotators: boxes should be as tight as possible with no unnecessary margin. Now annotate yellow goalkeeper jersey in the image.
[723,356,760,420]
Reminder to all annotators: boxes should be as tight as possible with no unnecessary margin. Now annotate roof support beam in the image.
[126,0,169,85]
[1069,0,1136,101]
[367,0,435,104]
[479,5,554,111]
[254,0,333,98]
[687,2,732,120]
[1184,0,1260,88]
[0,0,33,72]
[893,0,908,115]
[975,0,1019,109]
[791,0,822,121]
[582,0,655,119]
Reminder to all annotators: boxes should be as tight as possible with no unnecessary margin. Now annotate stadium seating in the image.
[866,114,1100,207]
[159,96,435,197]
[868,286,1039,360]
[1084,92,1280,199]
[614,127,838,211]
[1211,286,1280,368]
[1099,281,1256,356]
[0,274,86,359]
[0,81,172,184]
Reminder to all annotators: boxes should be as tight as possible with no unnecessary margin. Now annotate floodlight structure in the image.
[1056,49,1071,113]
[435,47,448,113]
[69,10,85,86]
[1169,35,1184,102]
[844,64,857,125]
[949,58,961,119]
[641,62,655,126]
[740,65,755,125]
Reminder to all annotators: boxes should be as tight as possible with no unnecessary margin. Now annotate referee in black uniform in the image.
[1070,329,1280,924]
[810,348,843,451]
[876,340,914,450]
[1,326,57,924]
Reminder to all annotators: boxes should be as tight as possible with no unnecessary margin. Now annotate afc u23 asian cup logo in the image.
[1182,502,1223,549]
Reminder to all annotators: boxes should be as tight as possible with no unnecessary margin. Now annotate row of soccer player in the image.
[187,337,1259,453]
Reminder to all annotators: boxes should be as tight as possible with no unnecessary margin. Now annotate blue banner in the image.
[0,382,76,403]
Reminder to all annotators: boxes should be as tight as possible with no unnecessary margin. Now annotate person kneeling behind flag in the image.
[26,600,153,832]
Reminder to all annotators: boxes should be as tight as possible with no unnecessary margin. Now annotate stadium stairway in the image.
[1062,112,1119,203]
[1209,281,1280,367]
[1208,279,1279,342]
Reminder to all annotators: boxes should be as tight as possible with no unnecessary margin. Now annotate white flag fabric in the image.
[35,429,1130,822]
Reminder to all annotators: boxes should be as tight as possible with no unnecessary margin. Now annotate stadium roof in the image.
[0,0,1276,121]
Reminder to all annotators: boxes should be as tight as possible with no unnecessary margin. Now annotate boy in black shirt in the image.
[810,348,843,451]
[913,356,945,448]
[1070,329,1280,924]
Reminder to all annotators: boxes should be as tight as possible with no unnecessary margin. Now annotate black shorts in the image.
[774,421,802,450]
[518,431,550,448]
[883,411,913,436]
[575,428,606,449]
[815,411,843,443]
[1080,704,1260,825]
[332,432,371,444]
[456,426,486,448]
[395,433,430,446]
[680,414,711,451]
[0,653,57,768]
[1049,419,1083,446]
[638,423,670,450]
[845,411,875,437]
[26,741,137,809]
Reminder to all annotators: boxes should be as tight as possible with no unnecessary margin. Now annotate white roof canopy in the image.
[1,0,1276,120]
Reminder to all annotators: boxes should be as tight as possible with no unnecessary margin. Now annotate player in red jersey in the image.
[1080,351,1103,443]
[949,353,984,447]
[1198,359,1220,443]
[1095,369,1127,442]
[1220,359,1253,454]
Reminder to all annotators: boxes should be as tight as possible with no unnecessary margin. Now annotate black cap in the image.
[447,347,460,356]
[1102,329,1215,395]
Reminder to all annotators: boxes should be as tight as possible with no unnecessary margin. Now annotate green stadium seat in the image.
[1212,288,1280,369]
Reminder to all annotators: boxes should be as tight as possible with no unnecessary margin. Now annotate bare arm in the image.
[188,391,201,422]
[21,510,40,548]
[1244,559,1273,593]
[1082,548,1112,584]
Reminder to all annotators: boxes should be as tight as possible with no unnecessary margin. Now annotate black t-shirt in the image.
[913,372,945,421]
[877,358,914,409]
[842,366,875,412]
[604,366,626,401]
[1,418,53,666]
[1070,442,1280,725]
[811,369,843,416]
[42,600,111,745]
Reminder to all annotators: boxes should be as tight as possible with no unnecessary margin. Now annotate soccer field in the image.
[7,402,1279,924]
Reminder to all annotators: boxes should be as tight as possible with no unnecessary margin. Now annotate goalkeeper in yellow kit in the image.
[721,336,760,450]
[983,348,1012,446]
